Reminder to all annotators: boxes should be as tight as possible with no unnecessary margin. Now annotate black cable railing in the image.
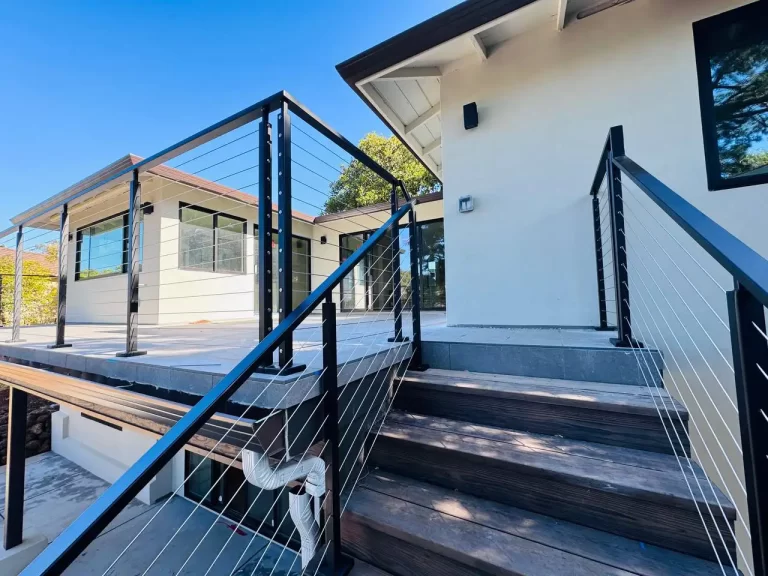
[590,124,768,576]
[1,91,428,576]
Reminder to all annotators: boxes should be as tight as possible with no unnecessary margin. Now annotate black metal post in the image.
[607,126,634,347]
[388,183,405,343]
[407,205,428,371]
[4,387,28,550]
[728,283,768,576]
[592,193,609,330]
[318,299,353,576]
[10,226,24,343]
[117,170,146,357]
[50,204,71,349]
[276,99,304,374]
[258,110,274,345]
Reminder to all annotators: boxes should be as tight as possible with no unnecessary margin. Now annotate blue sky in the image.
[0,0,456,228]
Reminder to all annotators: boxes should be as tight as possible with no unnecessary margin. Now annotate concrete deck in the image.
[0,315,634,404]
[1,452,389,575]
[0,313,447,409]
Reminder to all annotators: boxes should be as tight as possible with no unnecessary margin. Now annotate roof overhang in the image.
[337,0,630,179]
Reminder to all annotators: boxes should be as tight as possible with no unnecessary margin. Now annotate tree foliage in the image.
[0,243,58,326]
[711,39,768,177]
[323,133,441,214]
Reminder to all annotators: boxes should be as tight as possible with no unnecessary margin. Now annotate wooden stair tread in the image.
[382,411,734,515]
[346,471,729,576]
[403,369,686,417]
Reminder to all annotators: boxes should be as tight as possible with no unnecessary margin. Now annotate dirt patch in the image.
[0,384,59,465]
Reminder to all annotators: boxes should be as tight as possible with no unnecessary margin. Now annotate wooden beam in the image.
[379,67,442,81]
[423,138,442,156]
[470,34,487,61]
[556,0,568,30]
[404,104,441,135]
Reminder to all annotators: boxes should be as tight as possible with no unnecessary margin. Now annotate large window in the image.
[253,226,311,313]
[694,2,768,190]
[75,212,143,280]
[179,203,246,273]
[340,219,445,312]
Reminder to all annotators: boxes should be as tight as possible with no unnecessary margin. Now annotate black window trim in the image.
[178,201,247,274]
[693,1,768,191]
[75,210,130,282]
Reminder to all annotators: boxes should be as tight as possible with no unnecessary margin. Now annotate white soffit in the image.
[357,0,566,180]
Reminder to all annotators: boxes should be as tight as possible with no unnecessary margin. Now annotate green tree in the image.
[323,133,441,214]
[0,243,58,326]
[710,39,768,177]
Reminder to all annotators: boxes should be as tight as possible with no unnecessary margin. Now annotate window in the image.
[694,2,768,190]
[179,203,246,273]
[75,212,143,280]
[339,219,446,312]
[253,226,311,312]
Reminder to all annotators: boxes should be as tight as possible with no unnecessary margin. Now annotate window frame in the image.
[253,223,313,302]
[75,211,129,282]
[178,202,247,274]
[693,1,768,191]
[338,217,446,312]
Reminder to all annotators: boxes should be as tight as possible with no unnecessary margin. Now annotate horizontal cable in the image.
[622,243,745,463]
[620,217,735,382]
[172,130,258,169]
[617,179,728,293]
[622,315,741,575]
[628,262,750,504]
[620,197,730,334]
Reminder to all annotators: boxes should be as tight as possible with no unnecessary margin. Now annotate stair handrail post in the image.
[320,298,354,575]
[117,170,146,358]
[607,125,633,347]
[258,108,274,350]
[407,198,427,370]
[592,191,609,330]
[50,203,72,349]
[389,183,405,343]
[11,225,23,343]
[275,97,305,374]
[727,282,768,576]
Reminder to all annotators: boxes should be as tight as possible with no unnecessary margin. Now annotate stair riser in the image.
[343,514,500,576]
[395,384,689,456]
[421,342,663,386]
[370,435,734,563]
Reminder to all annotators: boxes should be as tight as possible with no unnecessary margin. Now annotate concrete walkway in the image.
[0,452,387,575]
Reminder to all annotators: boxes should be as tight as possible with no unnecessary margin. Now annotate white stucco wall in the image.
[441,1,763,570]
[52,406,176,504]
[441,0,768,327]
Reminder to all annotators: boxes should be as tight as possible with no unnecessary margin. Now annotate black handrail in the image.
[591,125,768,576]
[22,201,414,576]
[613,155,768,308]
[10,91,400,232]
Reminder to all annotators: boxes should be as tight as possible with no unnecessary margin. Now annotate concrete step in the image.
[369,411,736,563]
[344,471,732,576]
[421,338,663,386]
[395,369,688,455]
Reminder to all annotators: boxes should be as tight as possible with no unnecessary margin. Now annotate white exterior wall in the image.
[441,0,768,327]
[441,1,762,570]
[66,183,161,325]
[64,174,443,325]
[52,406,177,504]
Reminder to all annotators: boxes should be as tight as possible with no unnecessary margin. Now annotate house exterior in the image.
[1,1,767,575]
[5,154,444,326]
[337,0,768,327]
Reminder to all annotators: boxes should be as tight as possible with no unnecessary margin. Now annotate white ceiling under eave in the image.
[355,0,615,180]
